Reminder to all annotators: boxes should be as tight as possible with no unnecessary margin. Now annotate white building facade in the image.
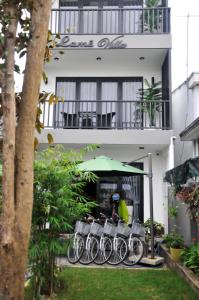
[39,0,173,227]
[171,72,199,244]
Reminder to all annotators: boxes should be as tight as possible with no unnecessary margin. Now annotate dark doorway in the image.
[83,162,144,222]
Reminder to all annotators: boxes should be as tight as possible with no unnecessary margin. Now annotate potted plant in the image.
[144,218,164,237]
[144,0,162,32]
[176,185,199,224]
[181,243,199,276]
[137,77,162,127]
[168,206,178,219]
[164,232,184,262]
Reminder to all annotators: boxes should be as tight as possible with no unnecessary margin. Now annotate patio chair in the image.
[96,112,116,129]
[61,112,78,129]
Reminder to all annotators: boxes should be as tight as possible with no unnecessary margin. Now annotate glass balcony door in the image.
[122,0,142,33]
[79,81,97,128]
[59,0,143,34]
[55,77,143,129]
[122,79,142,128]
[55,80,77,128]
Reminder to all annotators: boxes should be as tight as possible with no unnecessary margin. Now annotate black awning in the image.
[164,156,199,185]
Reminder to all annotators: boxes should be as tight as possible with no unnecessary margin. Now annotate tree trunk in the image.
[0,4,18,300]
[0,1,51,299]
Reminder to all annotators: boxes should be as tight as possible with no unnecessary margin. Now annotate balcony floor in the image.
[38,128,174,151]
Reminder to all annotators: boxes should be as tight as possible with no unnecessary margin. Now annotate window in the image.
[59,0,143,34]
[55,77,142,128]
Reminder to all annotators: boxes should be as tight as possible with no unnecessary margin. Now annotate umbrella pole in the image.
[148,153,155,259]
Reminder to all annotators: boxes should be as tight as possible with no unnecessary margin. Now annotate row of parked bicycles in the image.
[67,213,145,266]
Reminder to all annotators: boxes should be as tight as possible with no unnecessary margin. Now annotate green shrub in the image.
[144,218,164,236]
[181,243,199,276]
[29,145,98,299]
[164,232,184,249]
[168,206,178,219]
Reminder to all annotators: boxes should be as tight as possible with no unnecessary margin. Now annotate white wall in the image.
[172,74,199,166]
[171,74,199,244]
[52,0,59,9]
[42,58,162,94]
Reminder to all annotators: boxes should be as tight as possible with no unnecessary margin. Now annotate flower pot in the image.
[170,247,183,263]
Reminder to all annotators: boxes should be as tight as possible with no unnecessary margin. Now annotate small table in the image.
[78,111,96,128]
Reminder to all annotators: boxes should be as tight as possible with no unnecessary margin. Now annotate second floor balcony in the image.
[50,7,170,35]
[40,99,170,130]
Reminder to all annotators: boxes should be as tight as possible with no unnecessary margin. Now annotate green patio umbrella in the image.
[77,155,146,176]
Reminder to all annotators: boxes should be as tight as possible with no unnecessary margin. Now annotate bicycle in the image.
[93,214,114,265]
[79,219,102,265]
[67,220,90,264]
[123,222,144,266]
[107,216,128,265]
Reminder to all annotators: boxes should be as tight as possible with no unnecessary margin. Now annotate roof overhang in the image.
[180,116,199,141]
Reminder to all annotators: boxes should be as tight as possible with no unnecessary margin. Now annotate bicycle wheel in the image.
[67,234,85,264]
[107,236,127,265]
[123,236,144,266]
[94,236,112,265]
[79,236,99,265]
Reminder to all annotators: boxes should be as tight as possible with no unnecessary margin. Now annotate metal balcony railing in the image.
[40,100,170,130]
[50,7,170,35]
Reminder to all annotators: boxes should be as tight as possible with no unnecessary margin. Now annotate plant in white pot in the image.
[137,77,162,127]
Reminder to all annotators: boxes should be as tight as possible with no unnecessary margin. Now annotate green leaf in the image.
[48,94,55,105]
[42,71,48,84]
[47,133,54,144]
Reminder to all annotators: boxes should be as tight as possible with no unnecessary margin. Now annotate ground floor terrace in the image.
[38,130,175,230]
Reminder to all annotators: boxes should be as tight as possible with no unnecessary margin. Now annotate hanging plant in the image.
[176,185,199,224]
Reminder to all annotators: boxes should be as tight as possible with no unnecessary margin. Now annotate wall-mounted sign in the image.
[57,35,127,49]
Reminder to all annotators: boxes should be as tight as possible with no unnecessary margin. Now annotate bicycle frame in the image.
[85,233,91,251]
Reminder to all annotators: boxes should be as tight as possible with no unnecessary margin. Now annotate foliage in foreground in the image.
[29,146,98,299]
[181,243,199,276]
[163,231,184,249]
[144,218,164,236]
[25,268,198,300]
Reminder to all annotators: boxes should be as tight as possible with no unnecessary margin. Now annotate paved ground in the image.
[56,256,166,270]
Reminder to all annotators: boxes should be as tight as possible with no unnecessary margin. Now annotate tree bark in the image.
[0,4,18,300]
[0,1,51,299]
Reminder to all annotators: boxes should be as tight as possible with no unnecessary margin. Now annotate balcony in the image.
[40,100,170,130]
[50,7,170,35]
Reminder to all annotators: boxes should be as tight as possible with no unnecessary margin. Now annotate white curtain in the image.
[102,6,119,34]
[122,81,142,127]
[101,82,117,116]
[80,82,97,112]
[56,81,76,125]
[59,2,143,34]
[60,8,79,34]
[83,6,98,33]
[123,5,142,33]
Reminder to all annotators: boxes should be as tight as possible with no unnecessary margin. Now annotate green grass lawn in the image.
[25,267,198,300]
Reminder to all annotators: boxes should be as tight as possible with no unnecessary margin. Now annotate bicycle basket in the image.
[75,221,90,235]
[117,222,130,237]
[90,222,103,237]
[130,222,145,237]
[103,222,116,237]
